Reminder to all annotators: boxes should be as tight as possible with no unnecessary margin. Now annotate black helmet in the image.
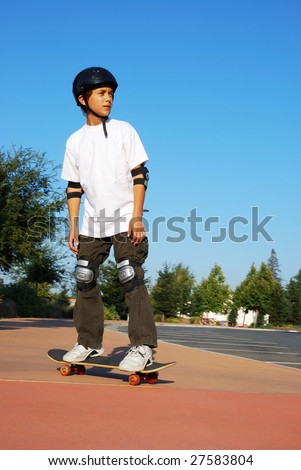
[72,67,118,105]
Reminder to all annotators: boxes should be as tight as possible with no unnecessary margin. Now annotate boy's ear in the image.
[77,94,86,106]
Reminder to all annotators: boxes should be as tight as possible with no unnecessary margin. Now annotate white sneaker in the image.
[63,342,104,362]
[119,345,153,372]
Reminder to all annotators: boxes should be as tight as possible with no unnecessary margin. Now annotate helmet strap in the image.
[83,97,109,138]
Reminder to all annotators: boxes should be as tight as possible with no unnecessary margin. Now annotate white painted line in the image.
[165,339,288,348]
[159,335,280,346]
[201,348,295,355]
[266,362,301,365]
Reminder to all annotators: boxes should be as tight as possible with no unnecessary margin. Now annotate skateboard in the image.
[47,349,175,386]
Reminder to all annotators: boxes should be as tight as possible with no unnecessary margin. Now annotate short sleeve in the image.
[61,139,80,182]
[122,123,149,170]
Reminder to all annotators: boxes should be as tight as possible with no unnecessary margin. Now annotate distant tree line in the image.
[150,252,301,327]
[0,147,300,326]
[98,251,301,327]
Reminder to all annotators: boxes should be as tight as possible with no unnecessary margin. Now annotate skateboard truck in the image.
[59,363,158,385]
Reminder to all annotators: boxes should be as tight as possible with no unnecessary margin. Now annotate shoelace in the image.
[128,346,145,357]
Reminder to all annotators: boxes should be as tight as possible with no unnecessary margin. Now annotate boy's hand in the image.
[128,217,146,245]
[68,227,79,254]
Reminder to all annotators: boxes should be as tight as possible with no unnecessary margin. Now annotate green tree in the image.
[286,270,301,324]
[233,263,278,327]
[265,282,291,325]
[194,264,231,315]
[150,263,181,318]
[19,244,66,295]
[190,283,203,317]
[98,260,127,319]
[0,147,65,271]
[232,264,257,324]
[267,248,281,282]
[173,263,195,316]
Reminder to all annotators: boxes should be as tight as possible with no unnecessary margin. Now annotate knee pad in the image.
[74,256,97,291]
[117,259,144,292]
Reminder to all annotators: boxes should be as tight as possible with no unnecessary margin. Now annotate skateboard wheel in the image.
[76,365,86,375]
[129,374,140,386]
[60,365,71,376]
[147,372,158,384]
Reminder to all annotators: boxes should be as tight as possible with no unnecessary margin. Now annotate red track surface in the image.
[1,318,301,450]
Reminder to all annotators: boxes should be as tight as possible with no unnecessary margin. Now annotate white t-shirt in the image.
[61,118,148,237]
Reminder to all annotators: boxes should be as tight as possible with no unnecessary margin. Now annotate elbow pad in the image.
[66,181,84,199]
[131,166,149,190]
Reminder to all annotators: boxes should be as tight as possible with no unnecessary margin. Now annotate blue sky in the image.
[1,0,300,288]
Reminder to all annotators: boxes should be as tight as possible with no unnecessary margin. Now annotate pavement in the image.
[1,318,301,450]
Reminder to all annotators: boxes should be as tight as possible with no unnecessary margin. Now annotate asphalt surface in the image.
[1,318,301,453]
[108,323,301,370]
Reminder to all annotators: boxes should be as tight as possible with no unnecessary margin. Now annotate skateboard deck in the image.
[47,349,175,386]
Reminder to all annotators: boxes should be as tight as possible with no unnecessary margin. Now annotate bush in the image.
[154,313,165,322]
[0,282,47,317]
[164,317,181,323]
[104,305,120,320]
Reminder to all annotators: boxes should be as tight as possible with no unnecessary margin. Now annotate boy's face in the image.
[78,86,114,117]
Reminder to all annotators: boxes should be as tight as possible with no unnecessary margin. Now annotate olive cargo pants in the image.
[73,233,157,349]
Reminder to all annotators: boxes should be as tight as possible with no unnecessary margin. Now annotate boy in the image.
[61,66,157,371]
